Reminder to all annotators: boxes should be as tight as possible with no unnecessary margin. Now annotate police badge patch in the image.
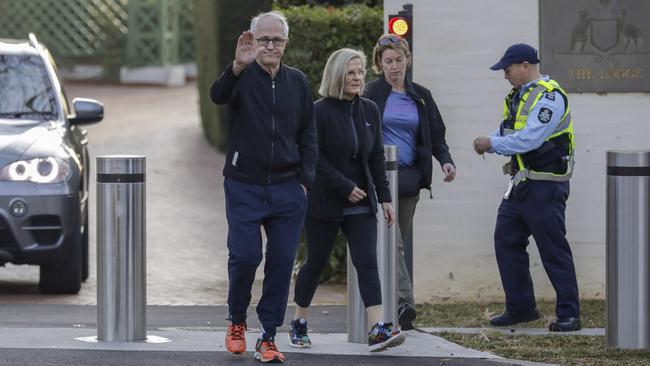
[538,107,553,123]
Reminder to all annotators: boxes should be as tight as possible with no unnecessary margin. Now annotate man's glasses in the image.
[377,35,403,46]
[256,37,287,47]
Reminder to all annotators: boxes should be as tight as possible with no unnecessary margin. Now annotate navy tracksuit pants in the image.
[494,180,580,319]
[224,177,307,337]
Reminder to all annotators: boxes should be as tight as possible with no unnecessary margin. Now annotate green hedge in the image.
[194,0,273,150]
[275,0,382,8]
[282,5,383,98]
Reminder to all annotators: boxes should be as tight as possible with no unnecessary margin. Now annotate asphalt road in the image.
[0,349,520,366]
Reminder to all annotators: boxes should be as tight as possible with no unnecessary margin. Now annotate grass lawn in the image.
[439,332,650,366]
[414,300,650,366]
[415,299,605,328]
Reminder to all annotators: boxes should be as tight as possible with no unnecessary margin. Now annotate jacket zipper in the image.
[349,102,358,159]
[268,80,276,183]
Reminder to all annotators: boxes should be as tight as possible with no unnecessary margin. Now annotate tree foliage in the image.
[194,0,273,150]
[282,5,383,98]
[275,0,382,7]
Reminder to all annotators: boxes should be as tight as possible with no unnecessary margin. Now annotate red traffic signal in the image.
[388,16,410,37]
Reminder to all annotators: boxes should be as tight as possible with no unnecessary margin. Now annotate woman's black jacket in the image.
[307,96,391,220]
[364,77,454,192]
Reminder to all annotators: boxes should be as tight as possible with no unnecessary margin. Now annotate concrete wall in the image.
[384,0,649,302]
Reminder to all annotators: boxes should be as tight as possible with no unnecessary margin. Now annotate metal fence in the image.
[125,0,180,66]
[0,0,195,68]
[179,0,195,63]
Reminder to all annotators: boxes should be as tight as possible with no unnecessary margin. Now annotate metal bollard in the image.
[347,249,367,343]
[347,145,398,343]
[96,155,146,342]
[606,150,650,349]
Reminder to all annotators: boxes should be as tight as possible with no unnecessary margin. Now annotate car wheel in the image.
[81,207,89,282]
[38,230,82,294]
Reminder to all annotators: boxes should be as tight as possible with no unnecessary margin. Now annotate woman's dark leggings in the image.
[294,213,382,308]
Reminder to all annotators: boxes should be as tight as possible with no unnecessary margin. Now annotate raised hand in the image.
[233,31,264,75]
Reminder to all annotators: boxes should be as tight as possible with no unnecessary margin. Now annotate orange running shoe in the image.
[254,336,285,363]
[225,322,247,354]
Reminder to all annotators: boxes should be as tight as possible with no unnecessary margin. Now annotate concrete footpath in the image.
[0,304,557,366]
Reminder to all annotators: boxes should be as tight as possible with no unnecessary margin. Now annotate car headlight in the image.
[0,157,71,183]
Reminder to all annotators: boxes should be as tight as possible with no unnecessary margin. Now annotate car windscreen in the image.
[0,54,58,122]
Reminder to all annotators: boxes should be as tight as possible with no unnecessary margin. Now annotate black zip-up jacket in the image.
[364,77,454,192]
[307,96,391,220]
[210,61,317,188]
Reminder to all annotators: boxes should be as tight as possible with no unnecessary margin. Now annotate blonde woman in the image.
[365,34,456,330]
[289,48,404,352]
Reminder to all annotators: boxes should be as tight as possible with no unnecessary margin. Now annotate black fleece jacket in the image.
[210,61,317,188]
[364,77,454,192]
[307,96,391,220]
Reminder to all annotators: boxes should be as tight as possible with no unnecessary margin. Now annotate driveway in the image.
[0,82,345,306]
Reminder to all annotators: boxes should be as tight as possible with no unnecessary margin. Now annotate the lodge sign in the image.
[539,0,649,92]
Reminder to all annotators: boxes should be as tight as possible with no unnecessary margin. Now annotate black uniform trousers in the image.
[494,180,580,319]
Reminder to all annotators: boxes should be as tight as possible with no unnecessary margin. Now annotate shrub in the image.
[282,5,383,98]
[275,0,383,8]
[194,0,273,150]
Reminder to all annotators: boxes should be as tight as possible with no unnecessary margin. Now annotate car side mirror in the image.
[69,98,104,125]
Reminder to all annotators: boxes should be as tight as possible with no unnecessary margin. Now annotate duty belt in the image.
[502,155,574,186]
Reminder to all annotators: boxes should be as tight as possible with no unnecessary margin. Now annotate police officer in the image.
[473,43,581,332]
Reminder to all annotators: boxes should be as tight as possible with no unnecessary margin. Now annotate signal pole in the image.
[387,4,413,82]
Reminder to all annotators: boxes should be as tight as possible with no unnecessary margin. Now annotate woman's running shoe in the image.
[368,322,405,352]
[288,318,312,348]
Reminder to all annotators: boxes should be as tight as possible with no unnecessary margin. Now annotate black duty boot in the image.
[398,304,417,330]
[489,309,540,327]
[549,317,581,332]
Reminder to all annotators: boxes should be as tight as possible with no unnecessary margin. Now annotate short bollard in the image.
[606,150,650,349]
[96,155,146,342]
[347,145,398,343]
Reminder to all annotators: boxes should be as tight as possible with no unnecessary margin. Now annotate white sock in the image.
[366,305,383,331]
[294,305,309,321]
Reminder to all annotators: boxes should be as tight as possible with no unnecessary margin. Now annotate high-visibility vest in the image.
[501,78,574,185]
